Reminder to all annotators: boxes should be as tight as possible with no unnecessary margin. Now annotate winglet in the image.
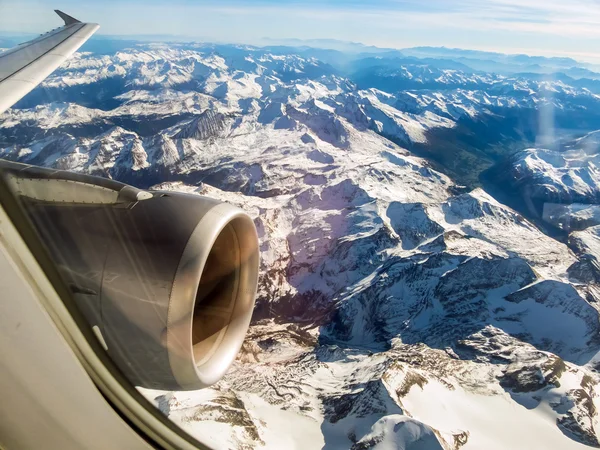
[54,10,81,25]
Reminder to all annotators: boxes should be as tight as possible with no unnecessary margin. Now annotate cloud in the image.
[403,0,600,36]
[2,0,600,62]
[199,0,600,39]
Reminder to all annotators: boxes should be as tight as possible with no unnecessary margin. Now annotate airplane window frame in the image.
[0,170,212,450]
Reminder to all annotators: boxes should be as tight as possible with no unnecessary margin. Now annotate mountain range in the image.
[2,40,600,449]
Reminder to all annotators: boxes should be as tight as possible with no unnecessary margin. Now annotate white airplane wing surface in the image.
[0,10,99,114]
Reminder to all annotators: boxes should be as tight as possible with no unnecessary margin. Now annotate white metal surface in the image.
[0,204,152,450]
[0,11,99,114]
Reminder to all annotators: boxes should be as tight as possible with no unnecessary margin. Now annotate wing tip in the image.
[54,10,81,25]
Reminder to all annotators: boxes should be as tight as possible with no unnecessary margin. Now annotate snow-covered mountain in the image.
[6,42,600,190]
[483,130,600,232]
[3,42,600,449]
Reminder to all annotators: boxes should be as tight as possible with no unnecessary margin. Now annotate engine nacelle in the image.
[0,161,259,390]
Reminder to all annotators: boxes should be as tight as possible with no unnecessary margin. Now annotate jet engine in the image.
[0,161,259,390]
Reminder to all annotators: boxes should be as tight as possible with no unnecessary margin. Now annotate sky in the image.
[2,0,600,62]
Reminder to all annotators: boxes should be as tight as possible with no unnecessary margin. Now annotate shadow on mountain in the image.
[406,105,600,189]
[15,77,128,111]
[317,377,446,449]
[321,244,600,368]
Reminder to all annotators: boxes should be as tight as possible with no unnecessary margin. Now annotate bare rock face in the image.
[174,109,229,140]
[556,375,600,448]
[322,380,403,424]
[499,355,566,393]
[387,202,445,250]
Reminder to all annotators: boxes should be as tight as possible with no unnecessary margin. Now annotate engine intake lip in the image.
[166,202,259,390]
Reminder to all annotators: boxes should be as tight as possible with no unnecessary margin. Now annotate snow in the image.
[403,380,592,450]
[499,280,600,362]
[429,189,576,280]
[512,148,600,203]
[142,388,326,450]
[543,203,600,231]
[352,415,444,450]
[240,393,324,449]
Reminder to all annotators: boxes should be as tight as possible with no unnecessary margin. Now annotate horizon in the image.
[2,0,600,64]
[1,32,597,67]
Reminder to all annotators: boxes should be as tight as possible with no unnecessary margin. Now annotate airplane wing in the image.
[0,10,99,114]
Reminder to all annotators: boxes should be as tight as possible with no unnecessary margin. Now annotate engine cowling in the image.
[0,161,259,390]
